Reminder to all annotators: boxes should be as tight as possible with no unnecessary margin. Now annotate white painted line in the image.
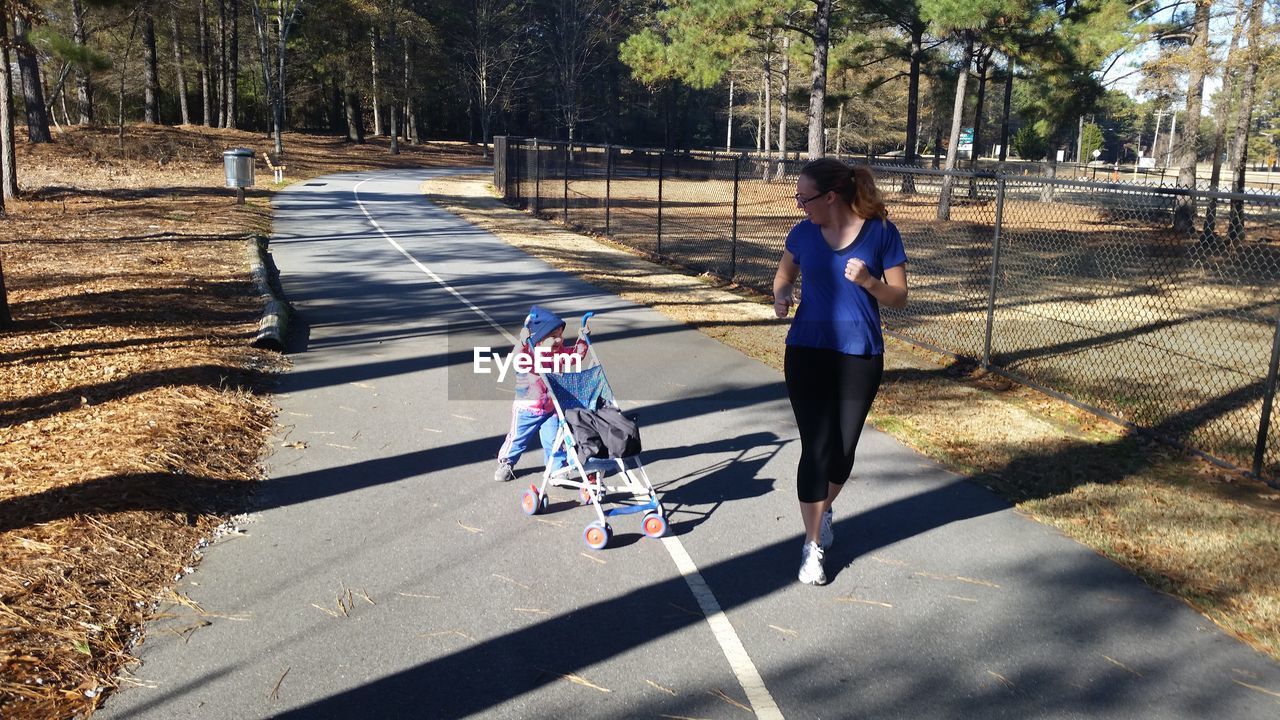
[663,536,783,719]
[351,173,782,719]
[353,175,518,346]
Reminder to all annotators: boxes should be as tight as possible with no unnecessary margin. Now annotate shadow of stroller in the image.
[646,431,790,537]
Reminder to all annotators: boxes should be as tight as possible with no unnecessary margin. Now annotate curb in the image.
[246,236,289,351]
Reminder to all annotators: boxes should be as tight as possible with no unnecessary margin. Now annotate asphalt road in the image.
[101,168,1280,719]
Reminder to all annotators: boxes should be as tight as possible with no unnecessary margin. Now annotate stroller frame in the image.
[518,313,666,550]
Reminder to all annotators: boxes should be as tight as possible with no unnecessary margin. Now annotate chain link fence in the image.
[493,136,1280,485]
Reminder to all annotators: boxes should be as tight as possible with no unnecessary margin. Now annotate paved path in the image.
[102,169,1280,719]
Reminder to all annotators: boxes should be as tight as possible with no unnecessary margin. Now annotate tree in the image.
[224,0,241,127]
[72,0,93,122]
[1226,0,1269,240]
[249,0,303,156]
[0,254,10,328]
[804,0,833,159]
[170,2,191,124]
[1203,0,1249,239]
[14,10,53,142]
[856,0,929,164]
[1011,123,1045,159]
[142,1,160,122]
[1079,121,1103,162]
[1172,0,1211,233]
[457,0,534,157]
[536,0,621,141]
[0,9,17,200]
[199,0,213,124]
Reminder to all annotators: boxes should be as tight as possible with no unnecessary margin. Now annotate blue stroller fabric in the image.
[543,365,612,411]
[525,305,566,345]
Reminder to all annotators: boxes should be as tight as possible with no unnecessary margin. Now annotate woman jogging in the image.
[773,158,909,585]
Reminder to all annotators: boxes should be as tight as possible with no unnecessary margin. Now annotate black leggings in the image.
[784,345,884,503]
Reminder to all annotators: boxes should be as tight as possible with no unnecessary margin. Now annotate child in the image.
[494,306,590,482]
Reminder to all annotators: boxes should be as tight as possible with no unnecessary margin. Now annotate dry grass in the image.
[422,173,1280,662]
[0,124,482,719]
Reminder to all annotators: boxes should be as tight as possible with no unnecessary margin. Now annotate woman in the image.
[773,158,908,585]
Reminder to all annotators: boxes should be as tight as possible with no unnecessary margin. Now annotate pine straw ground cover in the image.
[421,174,1280,675]
[0,125,481,719]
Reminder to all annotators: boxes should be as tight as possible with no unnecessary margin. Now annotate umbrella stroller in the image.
[518,312,666,550]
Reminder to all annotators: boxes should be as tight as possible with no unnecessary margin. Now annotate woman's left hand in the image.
[845,258,871,287]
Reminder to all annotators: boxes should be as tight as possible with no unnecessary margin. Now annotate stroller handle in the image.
[581,312,595,345]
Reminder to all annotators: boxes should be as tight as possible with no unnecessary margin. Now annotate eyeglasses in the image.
[794,191,826,206]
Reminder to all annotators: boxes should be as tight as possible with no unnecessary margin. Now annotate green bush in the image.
[1012,125,1047,161]
[1080,122,1104,163]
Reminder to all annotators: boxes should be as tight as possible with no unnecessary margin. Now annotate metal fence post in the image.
[532,138,541,215]
[731,154,741,279]
[657,150,665,255]
[563,142,570,221]
[982,176,1007,368]
[605,144,613,236]
[1253,303,1280,482]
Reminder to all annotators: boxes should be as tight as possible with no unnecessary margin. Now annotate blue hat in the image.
[525,305,566,345]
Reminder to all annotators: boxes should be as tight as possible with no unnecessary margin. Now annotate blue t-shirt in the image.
[784,217,907,355]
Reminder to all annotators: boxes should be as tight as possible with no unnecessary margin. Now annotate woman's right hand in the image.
[773,296,791,318]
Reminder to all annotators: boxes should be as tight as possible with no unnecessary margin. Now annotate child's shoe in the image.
[494,460,515,482]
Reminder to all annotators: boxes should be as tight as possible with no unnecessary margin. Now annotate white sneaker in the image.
[819,509,834,551]
[799,542,826,585]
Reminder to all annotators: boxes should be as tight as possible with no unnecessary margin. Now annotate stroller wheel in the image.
[583,522,611,550]
[521,487,543,516]
[642,512,668,538]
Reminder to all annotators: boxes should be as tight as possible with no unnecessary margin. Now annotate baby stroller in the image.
[519,311,666,550]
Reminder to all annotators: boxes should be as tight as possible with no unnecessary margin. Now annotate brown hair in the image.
[800,158,888,220]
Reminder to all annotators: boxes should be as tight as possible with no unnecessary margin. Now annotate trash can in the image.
[223,148,254,204]
[223,148,255,189]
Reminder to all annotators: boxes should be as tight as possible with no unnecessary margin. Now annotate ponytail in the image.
[800,158,888,220]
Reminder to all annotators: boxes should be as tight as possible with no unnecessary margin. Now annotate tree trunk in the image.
[0,11,13,201]
[344,89,364,143]
[0,255,11,327]
[777,33,789,178]
[225,0,240,128]
[171,8,190,124]
[389,106,399,154]
[969,47,992,167]
[143,7,160,123]
[968,46,992,198]
[1173,0,1210,233]
[726,76,733,151]
[806,0,831,160]
[274,0,286,155]
[998,60,1013,162]
[330,79,342,134]
[72,0,93,124]
[937,37,973,221]
[905,24,922,163]
[13,15,52,142]
[371,30,381,136]
[199,0,212,125]
[217,0,227,126]
[1202,0,1246,240]
[762,41,772,180]
[1227,0,1264,242]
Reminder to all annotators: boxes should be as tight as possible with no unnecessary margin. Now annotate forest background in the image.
[0,0,1276,186]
